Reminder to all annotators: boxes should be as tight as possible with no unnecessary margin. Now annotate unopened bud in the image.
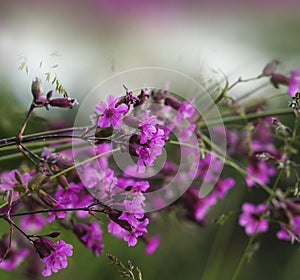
[28,173,49,191]
[270,73,289,89]
[262,60,279,76]
[33,237,55,259]
[164,96,181,110]
[123,116,140,128]
[31,77,43,99]
[49,98,77,108]
[37,190,59,208]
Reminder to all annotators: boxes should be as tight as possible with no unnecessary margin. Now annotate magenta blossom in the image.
[288,70,300,97]
[20,213,46,232]
[239,202,269,236]
[34,238,73,277]
[0,236,29,271]
[80,222,104,256]
[245,161,276,187]
[144,235,160,255]
[277,216,300,243]
[95,94,128,129]
[139,110,159,144]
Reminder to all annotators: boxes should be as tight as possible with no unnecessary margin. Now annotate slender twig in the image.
[228,75,264,91]
[0,206,106,219]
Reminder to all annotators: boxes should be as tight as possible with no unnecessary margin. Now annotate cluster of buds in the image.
[31,77,77,110]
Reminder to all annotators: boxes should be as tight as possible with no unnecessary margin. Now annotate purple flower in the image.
[139,110,159,144]
[175,98,195,123]
[75,222,104,256]
[239,202,269,236]
[277,216,300,243]
[197,153,223,183]
[194,194,217,223]
[144,235,160,255]
[0,235,29,271]
[214,178,235,199]
[288,70,300,97]
[20,213,46,232]
[119,197,145,226]
[95,94,128,129]
[34,238,73,277]
[107,220,127,239]
[123,219,149,247]
[136,145,161,172]
[0,170,30,192]
[245,161,276,187]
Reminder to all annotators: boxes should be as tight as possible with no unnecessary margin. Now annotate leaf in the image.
[45,72,51,82]
[51,76,57,85]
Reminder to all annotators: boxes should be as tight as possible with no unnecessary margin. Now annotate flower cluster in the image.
[0,60,300,278]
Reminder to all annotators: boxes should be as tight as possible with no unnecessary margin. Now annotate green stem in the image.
[0,142,88,162]
[199,108,292,129]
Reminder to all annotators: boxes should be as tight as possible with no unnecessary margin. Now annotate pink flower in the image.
[239,202,269,236]
[20,214,46,232]
[79,222,104,256]
[95,94,128,129]
[0,235,29,271]
[277,216,300,243]
[145,235,160,255]
[245,161,276,187]
[123,219,149,247]
[288,70,300,97]
[34,238,73,277]
[139,110,159,144]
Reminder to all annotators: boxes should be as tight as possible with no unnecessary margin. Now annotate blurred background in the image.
[1,0,300,279]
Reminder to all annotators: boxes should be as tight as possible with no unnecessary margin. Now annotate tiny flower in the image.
[34,238,73,277]
[0,235,29,271]
[95,94,128,129]
[214,178,235,199]
[239,202,269,236]
[20,214,46,232]
[245,161,276,187]
[194,194,217,223]
[288,70,300,97]
[72,222,104,256]
[139,110,159,144]
[123,219,149,247]
[144,235,160,255]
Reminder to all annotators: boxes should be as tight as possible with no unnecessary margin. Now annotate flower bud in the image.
[270,73,289,89]
[33,237,55,259]
[123,116,140,128]
[49,98,77,108]
[31,77,43,99]
[37,190,59,208]
[164,96,181,110]
[262,60,279,76]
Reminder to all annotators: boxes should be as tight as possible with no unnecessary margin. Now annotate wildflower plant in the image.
[0,61,299,279]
